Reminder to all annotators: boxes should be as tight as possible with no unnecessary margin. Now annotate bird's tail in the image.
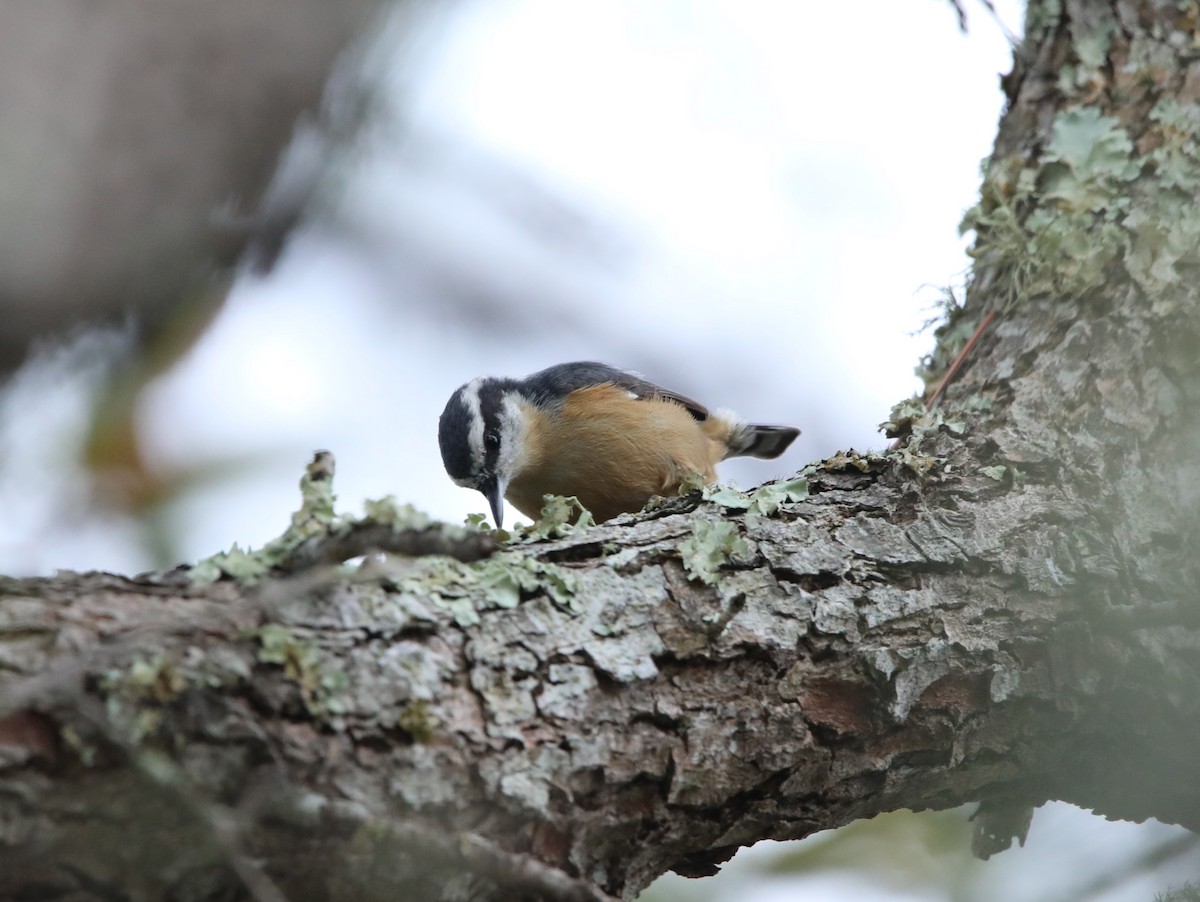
[713,412,800,460]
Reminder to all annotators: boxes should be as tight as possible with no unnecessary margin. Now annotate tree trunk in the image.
[4,1,1200,899]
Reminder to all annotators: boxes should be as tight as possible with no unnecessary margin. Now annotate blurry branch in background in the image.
[0,0,393,372]
[947,0,1019,43]
[1075,834,1200,902]
[0,0,439,561]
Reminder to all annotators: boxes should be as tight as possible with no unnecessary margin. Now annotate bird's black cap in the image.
[438,386,475,482]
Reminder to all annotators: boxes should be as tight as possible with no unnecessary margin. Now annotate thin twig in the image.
[274,522,500,573]
[926,309,997,410]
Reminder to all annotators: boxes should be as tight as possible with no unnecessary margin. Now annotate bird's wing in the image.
[525,361,710,421]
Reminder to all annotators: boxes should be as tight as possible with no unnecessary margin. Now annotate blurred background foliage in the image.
[1,0,1197,898]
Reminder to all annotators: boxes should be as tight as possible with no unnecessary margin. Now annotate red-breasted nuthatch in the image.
[438,361,800,527]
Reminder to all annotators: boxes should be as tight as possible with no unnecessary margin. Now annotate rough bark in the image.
[4,1,1200,899]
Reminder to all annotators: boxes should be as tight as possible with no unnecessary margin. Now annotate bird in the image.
[437,361,800,528]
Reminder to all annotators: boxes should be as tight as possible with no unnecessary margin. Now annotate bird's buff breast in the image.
[505,385,722,523]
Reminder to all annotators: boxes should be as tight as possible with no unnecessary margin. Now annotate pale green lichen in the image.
[1040,108,1138,207]
[1058,8,1116,94]
[960,70,1200,320]
[676,470,710,495]
[362,495,435,532]
[475,553,578,612]
[191,452,342,584]
[397,700,435,743]
[390,552,579,626]
[59,723,98,767]
[1125,98,1200,297]
[822,449,891,474]
[97,653,188,745]
[293,452,338,529]
[510,494,596,541]
[880,398,929,439]
[959,394,994,413]
[189,452,487,585]
[963,106,1141,305]
[189,542,268,585]
[679,520,752,585]
[747,476,809,517]
[94,647,255,747]
[1025,0,1063,39]
[703,476,810,517]
[931,82,1200,390]
[703,484,753,511]
[463,512,492,530]
[896,445,943,480]
[256,624,347,716]
[1022,108,1138,289]
[880,400,959,478]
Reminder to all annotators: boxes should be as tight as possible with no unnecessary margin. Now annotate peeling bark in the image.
[4,1,1200,899]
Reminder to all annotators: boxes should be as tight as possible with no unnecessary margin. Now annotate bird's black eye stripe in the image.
[484,430,501,450]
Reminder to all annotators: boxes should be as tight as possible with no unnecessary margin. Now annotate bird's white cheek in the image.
[496,398,532,483]
[497,439,529,485]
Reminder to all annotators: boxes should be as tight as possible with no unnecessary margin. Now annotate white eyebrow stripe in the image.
[461,378,485,473]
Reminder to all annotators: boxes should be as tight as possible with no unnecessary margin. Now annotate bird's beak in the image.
[482,476,506,528]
